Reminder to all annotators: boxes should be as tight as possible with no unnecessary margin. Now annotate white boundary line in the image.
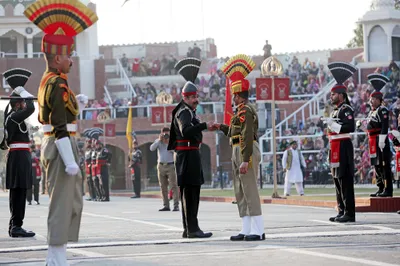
[310,220,396,231]
[0,229,399,254]
[2,243,400,266]
[284,247,400,266]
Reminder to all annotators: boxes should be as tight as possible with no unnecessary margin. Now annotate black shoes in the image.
[370,188,384,197]
[230,233,266,241]
[377,190,393,198]
[188,230,212,238]
[329,213,344,222]
[182,230,213,239]
[230,234,245,241]
[172,206,179,211]
[334,214,355,223]
[9,227,35,238]
[245,233,265,241]
[159,207,170,211]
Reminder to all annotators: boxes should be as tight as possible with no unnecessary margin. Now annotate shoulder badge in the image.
[342,104,354,112]
[239,116,246,123]
[62,91,68,102]
[237,110,246,116]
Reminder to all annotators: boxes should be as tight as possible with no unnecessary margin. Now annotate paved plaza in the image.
[0,192,399,265]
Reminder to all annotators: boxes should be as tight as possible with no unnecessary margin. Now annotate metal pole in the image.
[216,131,223,189]
[271,76,280,198]
[0,96,37,100]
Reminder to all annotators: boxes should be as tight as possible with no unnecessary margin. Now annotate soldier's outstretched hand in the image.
[207,121,218,131]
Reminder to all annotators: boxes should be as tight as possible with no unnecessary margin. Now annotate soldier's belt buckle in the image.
[187,142,190,147]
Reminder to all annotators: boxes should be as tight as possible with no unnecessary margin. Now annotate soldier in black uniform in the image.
[84,138,96,201]
[168,57,217,238]
[129,141,142,198]
[0,68,36,237]
[95,140,112,201]
[362,74,393,198]
[91,140,103,200]
[324,62,357,223]
[27,145,41,205]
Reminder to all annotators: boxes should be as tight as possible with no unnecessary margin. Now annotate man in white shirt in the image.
[282,141,306,196]
[150,127,179,211]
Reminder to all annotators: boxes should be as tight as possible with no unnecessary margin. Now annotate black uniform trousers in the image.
[332,139,355,218]
[100,166,110,200]
[26,182,39,203]
[180,185,201,233]
[132,165,141,197]
[93,175,103,200]
[9,188,27,230]
[87,169,96,200]
[374,144,393,194]
[333,177,355,217]
[27,170,39,203]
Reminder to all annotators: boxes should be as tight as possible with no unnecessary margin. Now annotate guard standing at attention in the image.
[1,67,36,238]
[324,62,357,223]
[24,0,96,263]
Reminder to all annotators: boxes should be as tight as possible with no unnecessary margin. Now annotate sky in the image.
[90,0,373,57]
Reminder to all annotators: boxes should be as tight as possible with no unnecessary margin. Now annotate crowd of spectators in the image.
[87,53,400,185]
[267,60,400,185]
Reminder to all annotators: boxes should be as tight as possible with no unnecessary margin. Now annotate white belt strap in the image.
[9,143,30,149]
[329,134,351,140]
[42,124,77,133]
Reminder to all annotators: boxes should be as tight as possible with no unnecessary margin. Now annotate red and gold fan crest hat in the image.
[221,54,255,94]
[24,0,98,55]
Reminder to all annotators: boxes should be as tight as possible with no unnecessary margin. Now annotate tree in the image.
[347,24,364,48]
[346,0,400,48]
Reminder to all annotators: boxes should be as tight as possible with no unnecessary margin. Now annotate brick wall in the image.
[0,57,81,95]
[328,48,363,63]
[94,59,106,99]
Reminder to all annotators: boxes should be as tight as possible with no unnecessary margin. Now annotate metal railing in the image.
[115,58,137,98]
[0,51,104,59]
[80,102,292,125]
[103,85,113,107]
[260,79,334,138]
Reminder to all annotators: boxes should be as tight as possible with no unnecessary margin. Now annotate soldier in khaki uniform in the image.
[24,0,97,265]
[217,54,265,241]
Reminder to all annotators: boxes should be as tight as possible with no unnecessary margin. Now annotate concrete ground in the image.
[0,191,399,266]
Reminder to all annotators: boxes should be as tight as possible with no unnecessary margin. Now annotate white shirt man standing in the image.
[150,127,179,211]
[282,140,306,196]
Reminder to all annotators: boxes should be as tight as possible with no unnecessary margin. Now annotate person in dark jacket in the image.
[168,57,218,238]
[0,68,36,237]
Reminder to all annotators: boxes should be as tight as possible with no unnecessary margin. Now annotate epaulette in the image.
[237,110,246,116]
[341,104,354,112]
[176,105,193,121]
[379,105,388,112]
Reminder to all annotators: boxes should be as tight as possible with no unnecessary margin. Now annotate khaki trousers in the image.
[232,142,262,217]
[158,163,179,208]
[41,136,83,245]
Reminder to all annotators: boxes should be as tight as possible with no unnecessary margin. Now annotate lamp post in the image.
[261,56,284,198]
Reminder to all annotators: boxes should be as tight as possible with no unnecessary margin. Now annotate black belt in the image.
[232,138,240,145]
[176,140,201,148]
[159,162,174,166]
